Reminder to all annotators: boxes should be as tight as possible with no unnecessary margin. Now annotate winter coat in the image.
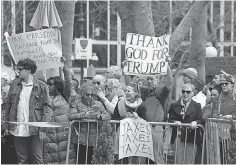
[220,94,236,116]
[69,100,111,146]
[43,95,75,164]
[168,99,203,144]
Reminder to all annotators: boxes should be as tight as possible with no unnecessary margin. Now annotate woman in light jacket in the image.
[112,83,147,164]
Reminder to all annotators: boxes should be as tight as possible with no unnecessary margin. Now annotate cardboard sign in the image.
[75,38,92,59]
[123,33,170,76]
[205,57,236,75]
[119,118,154,161]
[5,28,63,70]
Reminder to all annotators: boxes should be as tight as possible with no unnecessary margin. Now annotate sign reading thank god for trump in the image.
[123,33,170,76]
[5,28,63,70]
[119,118,154,161]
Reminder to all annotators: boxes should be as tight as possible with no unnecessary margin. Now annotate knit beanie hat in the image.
[183,68,198,79]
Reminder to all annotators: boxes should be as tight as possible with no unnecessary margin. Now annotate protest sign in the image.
[205,57,236,75]
[123,33,170,76]
[5,28,63,70]
[75,38,92,59]
[119,118,154,161]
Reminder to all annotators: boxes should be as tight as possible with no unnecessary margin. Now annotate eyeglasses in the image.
[93,81,101,85]
[181,90,192,94]
[211,94,218,97]
[221,82,229,86]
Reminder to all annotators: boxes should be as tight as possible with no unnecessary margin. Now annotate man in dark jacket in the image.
[168,83,203,164]
[4,58,53,164]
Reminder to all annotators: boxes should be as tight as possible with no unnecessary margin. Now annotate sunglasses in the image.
[93,81,101,85]
[181,90,192,94]
[221,82,229,86]
[211,94,218,97]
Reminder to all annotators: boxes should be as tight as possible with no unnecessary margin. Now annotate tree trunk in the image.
[170,1,209,59]
[55,1,75,98]
[187,7,208,83]
[117,1,155,37]
[117,1,155,85]
[55,1,75,68]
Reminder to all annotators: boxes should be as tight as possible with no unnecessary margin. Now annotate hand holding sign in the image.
[123,33,170,76]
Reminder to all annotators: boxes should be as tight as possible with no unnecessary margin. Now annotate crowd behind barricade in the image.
[1,58,236,164]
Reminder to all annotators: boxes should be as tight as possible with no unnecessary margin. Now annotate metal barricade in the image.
[66,119,205,164]
[205,118,236,164]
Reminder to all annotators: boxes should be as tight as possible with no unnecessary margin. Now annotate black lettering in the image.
[122,134,126,144]
[156,37,163,47]
[126,144,132,154]
[163,47,169,58]
[140,123,145,133]
[146,37,155,48]
[134,143,141,154]
[148,147,152,155]
[134,122,140,133]
[159,61,166,72]
[141,63,149,74]
[141,144,147,154]
[133,49,141,59]
[139,134,145,142]
[121,144,126,154]
[126,47,134,58]
[163,34,169,45]
[136,34,145,47]
[126,123,133,133]
[128,33,136,45]
[132,133,139,143]
[146,125,150,135]
[146,135,150,142]
[133,61,141,73]
[152,50,161,60]
[125,134,132,143]
[140,50,148,60]
[149,62,160,74]
[127,61,133,72]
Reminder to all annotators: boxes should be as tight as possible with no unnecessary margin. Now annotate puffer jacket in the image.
[43,95,75,164]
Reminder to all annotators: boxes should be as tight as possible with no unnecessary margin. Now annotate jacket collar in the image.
[17,77,40,90]
[173,99,196,116]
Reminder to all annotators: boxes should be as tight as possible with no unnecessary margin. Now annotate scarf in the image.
[118,97,142,118]
[180,98,191,119]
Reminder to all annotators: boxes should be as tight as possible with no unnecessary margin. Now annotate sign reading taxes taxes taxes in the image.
[123,33,170,75]
[119,118,154,161]
[6,28,63,70]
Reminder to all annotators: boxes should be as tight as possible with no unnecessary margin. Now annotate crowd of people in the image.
[1,57,236,164]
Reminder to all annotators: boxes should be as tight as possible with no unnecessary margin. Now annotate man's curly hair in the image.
[17,58,37,74]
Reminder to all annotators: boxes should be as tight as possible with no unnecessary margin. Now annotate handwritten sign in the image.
[205,57,236,75]
[119,118,154,161]
[5,28,63,70]
[123,33,170,76]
